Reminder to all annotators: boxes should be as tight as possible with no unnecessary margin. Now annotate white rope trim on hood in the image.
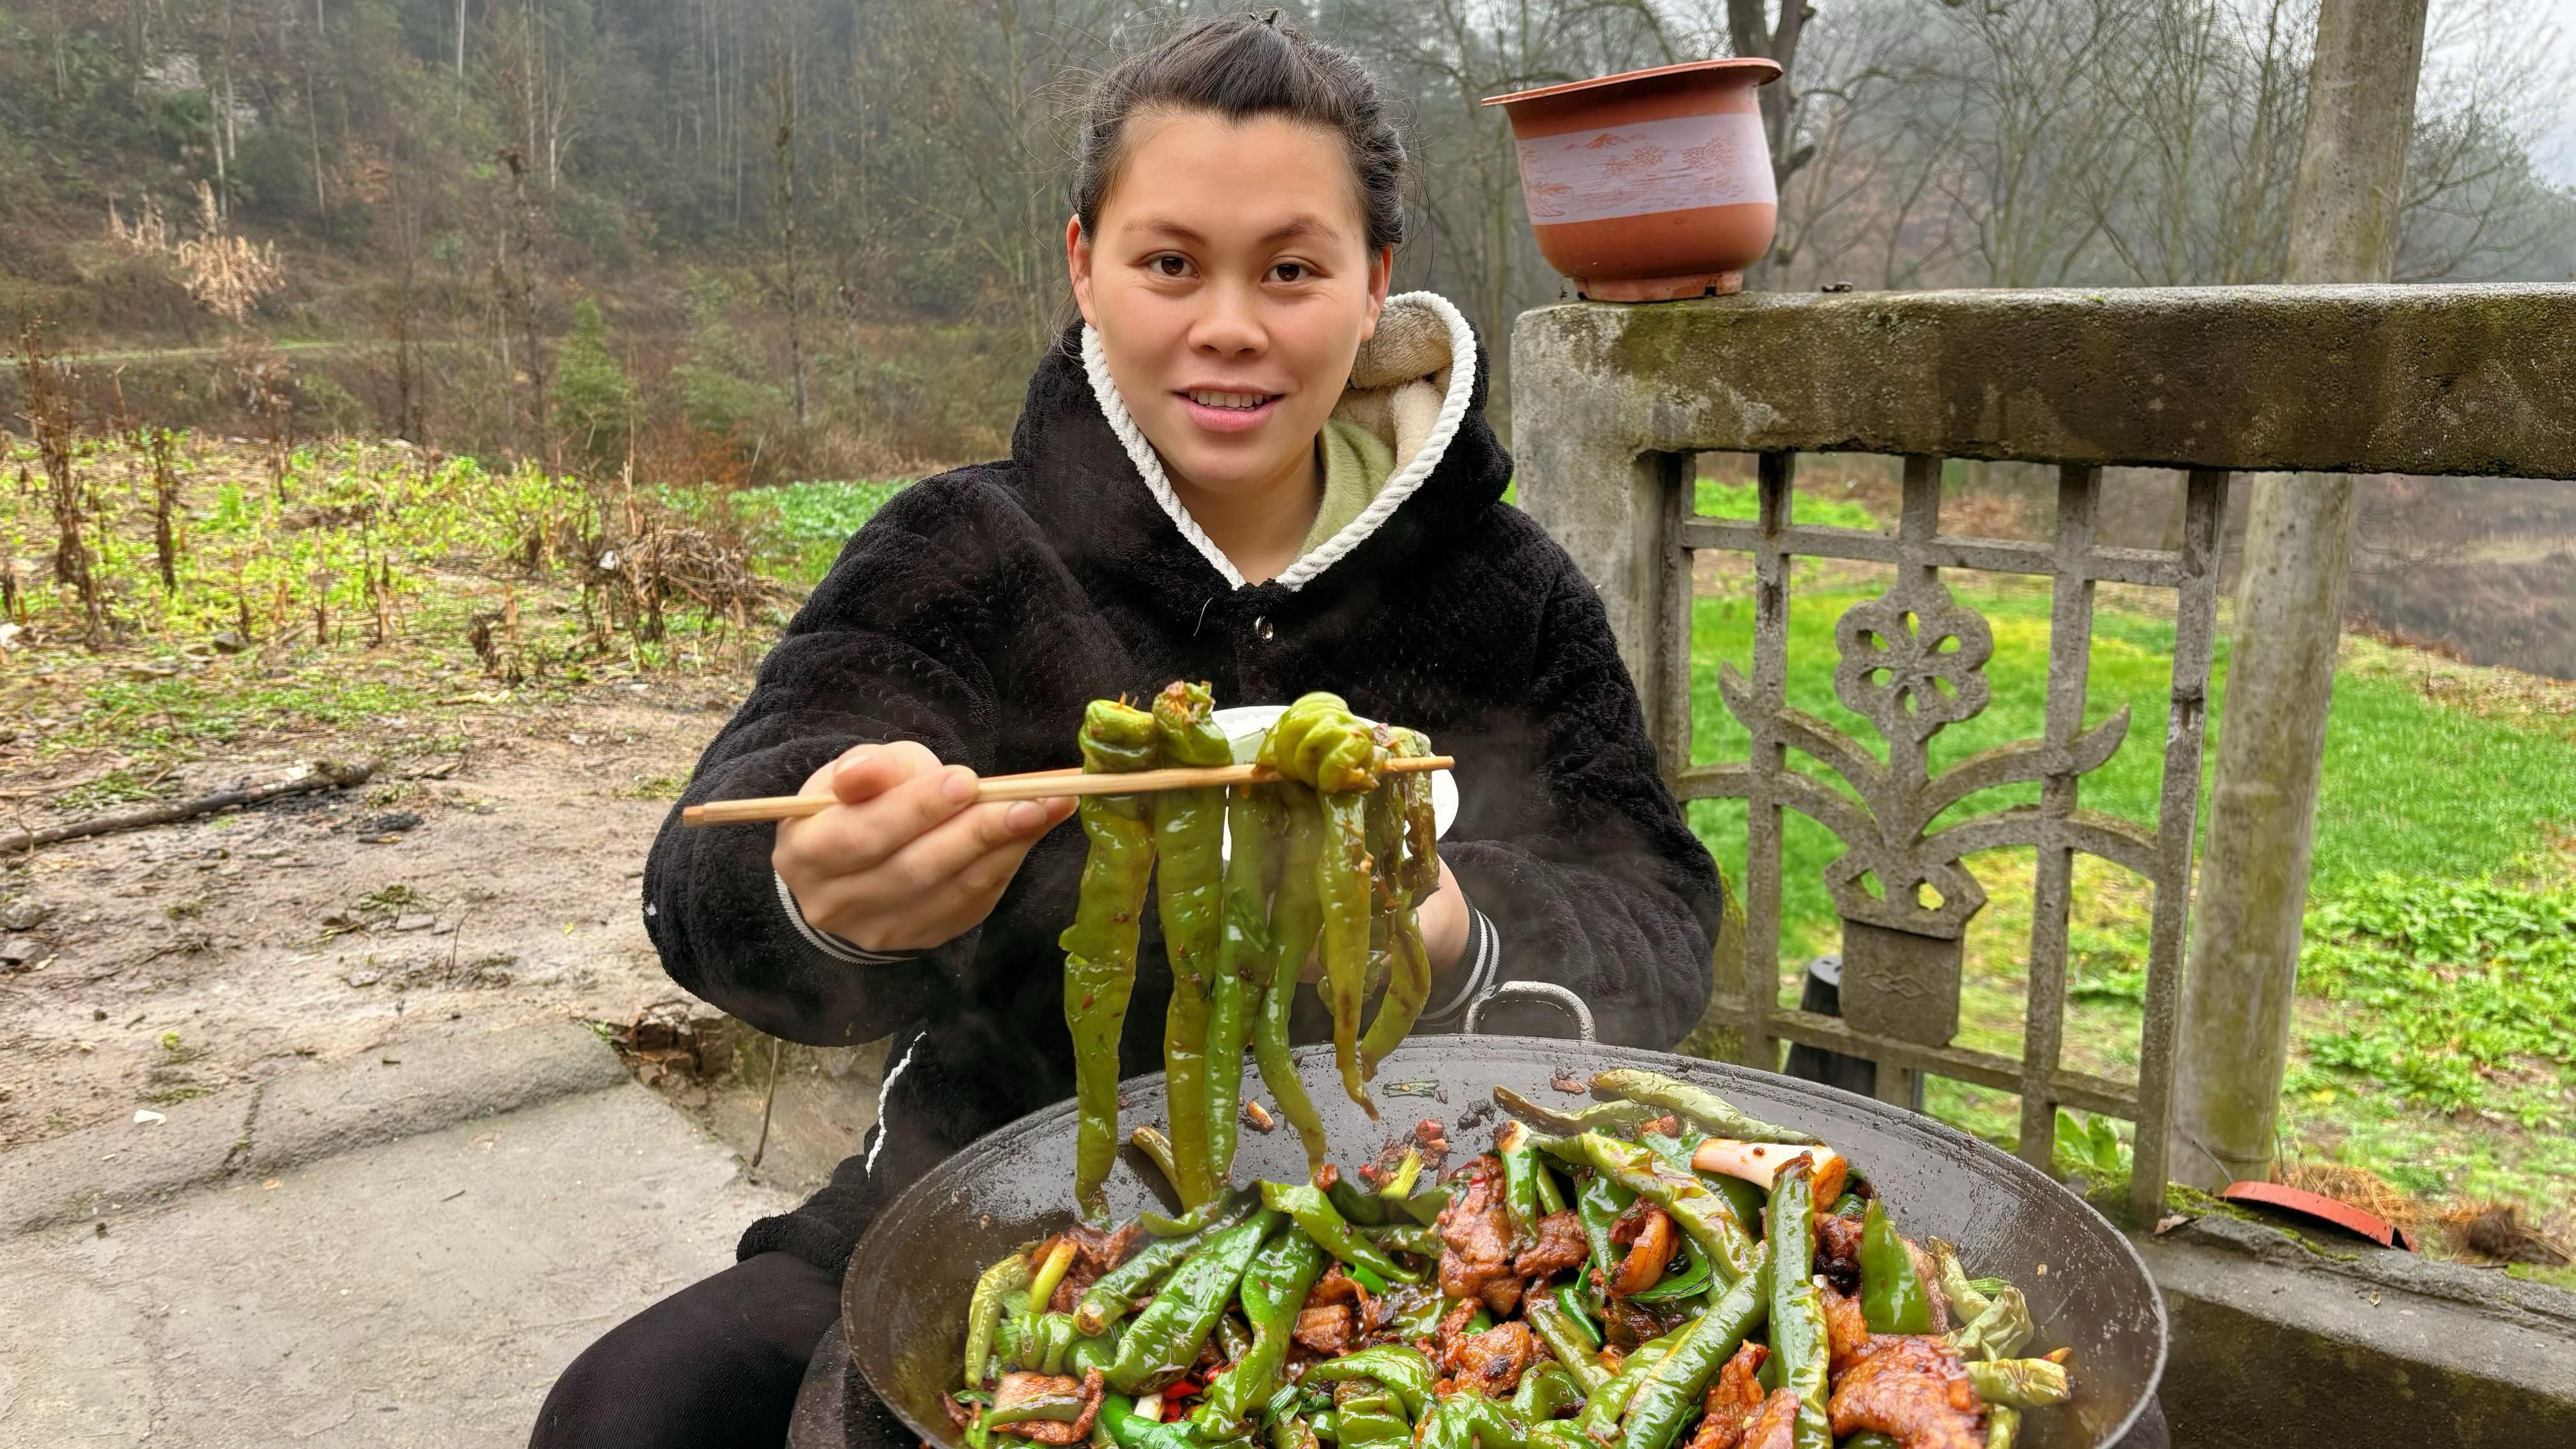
[1079,291,1480,595]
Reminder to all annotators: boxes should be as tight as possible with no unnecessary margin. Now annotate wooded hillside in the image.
[4,0,2571,475]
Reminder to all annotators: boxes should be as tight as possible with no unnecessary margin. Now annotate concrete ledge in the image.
[2138,1213,2576,1447]
[1513,284,2576,478]
[1,1020,628,1235]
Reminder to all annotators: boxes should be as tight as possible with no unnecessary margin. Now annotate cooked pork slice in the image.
[1827,1335,1984,1449]
[1820,1281,1874,1376]
[1436,1158,1517,1307]
[1512,1209,1589,1280]
[1682,1342,1772,1449]
[1443,1320,1535,1397]
[1813,1212,1865,1298]
[1739,1388,1805,1449]
[1294,1303,1355,1358]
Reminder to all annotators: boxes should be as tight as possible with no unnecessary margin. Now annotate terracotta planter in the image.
[1483,59,1784,302]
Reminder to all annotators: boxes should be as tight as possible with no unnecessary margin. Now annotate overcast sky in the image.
[2436,0,2576,185]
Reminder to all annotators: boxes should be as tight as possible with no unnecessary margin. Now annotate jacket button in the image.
[1254,617,1274,641]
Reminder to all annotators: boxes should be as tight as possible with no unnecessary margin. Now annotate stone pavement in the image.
[0,1025,796,1446]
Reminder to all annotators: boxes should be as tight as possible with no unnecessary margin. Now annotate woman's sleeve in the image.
[1436,564,1728,1050]
[642,477,1007,1046]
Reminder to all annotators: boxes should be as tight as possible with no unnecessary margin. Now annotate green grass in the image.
[735,479,912,586]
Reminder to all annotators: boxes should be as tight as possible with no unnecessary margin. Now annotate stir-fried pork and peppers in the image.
[957,1071,2075,1449]
[1008,687,2074,1449]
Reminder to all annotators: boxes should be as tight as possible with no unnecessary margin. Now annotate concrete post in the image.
[2172,0,2429,1190]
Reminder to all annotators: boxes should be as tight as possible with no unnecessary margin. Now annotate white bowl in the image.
[1210,704,1458,839]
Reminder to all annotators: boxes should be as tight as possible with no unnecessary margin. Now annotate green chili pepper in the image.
[1574,1329,1681,1438]
[966,1249,1036,1389]
[1950,1285,2034,1363]
[1327,1176,1392,1227]
[1859,1200,1933,1334]
[1843,1436,1903,1449]
[1512,1362,1588,1422]
[1270,1418,1321,1449]
[1544,1132,1759,1287]
[1527,1423,1597,1449]
[1130,1125,1182,1196]
[1355,730,1436,1077]
[1412,1397,1469,1449]
[1062,700,1162,1222]
[1032,1312,1078,1374]
[1346,1262,1389,1294]
[1259,694,1385,1115]
[1966,1358,2071,1408]
[1493,1087,1661,1140]
[1985,1406,2021,1449]
[1574,1169,1633,1286]
[1256,1182,1420,1284]
[1524,1295,1609,1393]
[1556,1285,1604,1348]
[1069,1335,1119,1376]
[1928,1239,1993,1322]
[1077,1232,1199,1337]
[1327,1388,1409,1449]
[1252,781,1331,1172]
[1397,1186,1450,1226]
[1496,1120,1545,1246]
[1630,1236,1714,1304]
[1152,682,1232,1208]
[1307,1412,1338,1443]
[1096,1393,1142,1449]
[1359,1222,1441,1257]
[1587,1070,1821,1146]
[1303,1346,1435,1421]
[1449,1393,1533,1449]
[1616,1241,1774,1449]
[1214,1310,1255,1365]
[1104,1206,1281,1393]
[1533,1158,1570,1218]
[1766,1158,1832,1449]
[1199,1227,1326,1427]
[1208,784,1284,1188]
[1830,1192,1867,1220]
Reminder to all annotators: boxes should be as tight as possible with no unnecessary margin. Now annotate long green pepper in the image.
[1258,694,1386,1116]
[1543,1131,1760,1286]
[1258,1182,1422,1284]
[1208,783,1285,1186]
[1153,682,1231,1208]
[1615,1243,1774,1449]
[1588,1070,1822,1146]
[1199,1226,1326,1427]
[1252,781,1331,1171]
[1060,700,1161,1222]
[1354,729,1434,1077]
[1765,1158,1832,1449]
[1103,1206,1281,1393]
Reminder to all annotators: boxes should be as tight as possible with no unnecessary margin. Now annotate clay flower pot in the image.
[1483,58,1784,302]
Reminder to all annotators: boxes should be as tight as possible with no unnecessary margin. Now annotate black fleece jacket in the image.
[643,305,1726,1275]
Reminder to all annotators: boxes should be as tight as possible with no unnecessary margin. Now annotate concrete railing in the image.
[1513,283,2576,1223]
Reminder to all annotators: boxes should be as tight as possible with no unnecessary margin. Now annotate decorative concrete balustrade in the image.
[1514,284,2576,1225]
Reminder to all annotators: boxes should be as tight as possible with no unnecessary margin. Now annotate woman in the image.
[533,13,1726,1448]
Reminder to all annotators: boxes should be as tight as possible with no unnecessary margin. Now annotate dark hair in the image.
[1073,12,1409,252]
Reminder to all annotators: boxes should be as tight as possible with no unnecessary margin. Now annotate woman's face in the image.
[1070,108,1391,505]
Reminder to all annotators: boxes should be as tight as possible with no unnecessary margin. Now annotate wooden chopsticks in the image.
[681,755,1453,826]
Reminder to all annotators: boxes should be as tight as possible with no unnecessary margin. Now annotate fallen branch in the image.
[0,759,376,855]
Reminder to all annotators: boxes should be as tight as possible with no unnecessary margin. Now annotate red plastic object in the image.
[2220,1181,2419,1252]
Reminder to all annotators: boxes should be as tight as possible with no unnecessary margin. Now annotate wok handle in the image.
[1464,981,1597,1043]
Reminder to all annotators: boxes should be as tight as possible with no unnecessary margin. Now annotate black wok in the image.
[842,1038,2166,1449]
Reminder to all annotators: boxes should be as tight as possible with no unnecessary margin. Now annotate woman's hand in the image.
[772,741,1075,954]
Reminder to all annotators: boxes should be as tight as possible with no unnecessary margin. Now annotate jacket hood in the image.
[1009,292,1510,598]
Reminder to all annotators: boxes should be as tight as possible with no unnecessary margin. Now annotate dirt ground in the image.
[0,674,786,1154]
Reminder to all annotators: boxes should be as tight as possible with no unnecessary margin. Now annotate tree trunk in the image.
[2171,0,2431,1193]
